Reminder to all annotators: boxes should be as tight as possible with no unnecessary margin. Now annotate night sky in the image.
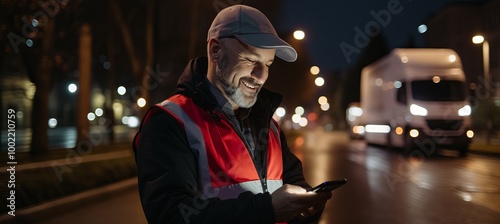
[278,0,481,72]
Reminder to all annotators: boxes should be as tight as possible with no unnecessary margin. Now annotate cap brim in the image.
[235,33,298,62]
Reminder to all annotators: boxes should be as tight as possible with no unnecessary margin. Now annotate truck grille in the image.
[426,119,463,130]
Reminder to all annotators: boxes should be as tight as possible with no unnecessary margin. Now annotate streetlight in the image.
[310,66,320,75]
[472,35,490,93]
[293,30,305,40]
[315,77,325,87]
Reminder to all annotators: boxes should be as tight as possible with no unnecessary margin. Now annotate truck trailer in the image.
[359,48,474,156]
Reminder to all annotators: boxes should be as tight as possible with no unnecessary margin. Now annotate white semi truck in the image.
[359,48,474,156]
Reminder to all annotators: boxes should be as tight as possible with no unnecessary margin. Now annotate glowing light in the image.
[48,118,58,128]
[394,81,402,88]
[409,129,419,138]
[295,106,305,116]
[127,116,140,128]
[417,24,427,34]
[318,96,328,105]
[466,130,474,138]
[347,114,356,122]
[121,116,129,125]
[276,107,286,117]
[348,107,363,117]
[365,125,390,133]
[462,193,472,202]
[292,114,301,123]
[95,108,104,117]
[432,76,441,83]
[293,30,305,40]
[375,78,383,86]
[310,66,320,75]
[315,77,325,86]
[458,105,471,116]
[307,112,317,122]
[353,126,365,134]
[68,83,77,93]
[410,104,428,116]
[299,117,308,127]
[448,55,456,62]
[32,19,39,27]
[320,103,330,111]
[26,39,33,47]
[117,86,127,95]
[401,56,408,63]
[472,35,484,44]
[16,111,24,119]
[137,98,146,107]
[395,127,404,135]
[87,112,96,121]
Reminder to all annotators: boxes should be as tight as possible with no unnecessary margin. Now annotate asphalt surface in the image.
[13,129,500,224]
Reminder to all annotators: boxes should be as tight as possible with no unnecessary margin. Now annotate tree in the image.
[1,0,77,154]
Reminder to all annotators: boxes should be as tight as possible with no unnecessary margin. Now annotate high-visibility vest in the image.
[139,94,283,200]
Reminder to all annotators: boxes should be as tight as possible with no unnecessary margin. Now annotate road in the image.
[37,129,500,224]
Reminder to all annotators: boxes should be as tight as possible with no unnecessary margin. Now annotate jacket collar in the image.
[176,57,282,118]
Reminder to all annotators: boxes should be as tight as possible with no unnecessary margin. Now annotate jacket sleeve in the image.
[280,130,325,224]
[135,109,275,224]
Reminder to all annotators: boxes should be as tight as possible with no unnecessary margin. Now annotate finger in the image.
[315,191,332,200]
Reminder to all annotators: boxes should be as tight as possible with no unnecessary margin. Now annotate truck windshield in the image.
[411,80,466,101]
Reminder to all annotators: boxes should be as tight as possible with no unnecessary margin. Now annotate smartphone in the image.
[308,178,347,192]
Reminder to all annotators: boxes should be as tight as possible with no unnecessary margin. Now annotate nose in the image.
[251,63,268,84]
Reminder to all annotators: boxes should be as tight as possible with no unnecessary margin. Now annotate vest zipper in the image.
[213,110,269,193]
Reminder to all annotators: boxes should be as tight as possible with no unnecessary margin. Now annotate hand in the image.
[271,184,331,222]
[299,191,331,218]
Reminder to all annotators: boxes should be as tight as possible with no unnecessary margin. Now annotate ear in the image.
[208,39,221,61]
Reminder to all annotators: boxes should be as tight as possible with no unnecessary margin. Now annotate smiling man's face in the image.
[215,37,276,109]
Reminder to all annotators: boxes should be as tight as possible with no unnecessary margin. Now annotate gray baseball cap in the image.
[207,5,298,62]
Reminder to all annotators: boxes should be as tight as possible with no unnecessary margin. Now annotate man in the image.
[134,5,331,223]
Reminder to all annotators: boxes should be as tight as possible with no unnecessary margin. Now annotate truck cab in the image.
[360,48,473,156]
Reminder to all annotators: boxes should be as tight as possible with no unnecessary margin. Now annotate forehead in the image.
[222,38,276,59]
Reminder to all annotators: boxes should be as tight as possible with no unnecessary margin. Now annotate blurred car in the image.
[346,102,364,139]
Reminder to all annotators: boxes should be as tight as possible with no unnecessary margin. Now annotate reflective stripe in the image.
[203,180,283,200]
[158,99,213,193]
[156,94,283,199]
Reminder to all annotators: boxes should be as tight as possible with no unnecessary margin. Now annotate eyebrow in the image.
[245,51,274,63]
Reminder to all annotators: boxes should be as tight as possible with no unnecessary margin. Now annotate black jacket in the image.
[134,57,320,223]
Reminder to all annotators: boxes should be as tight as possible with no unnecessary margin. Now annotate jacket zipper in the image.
[212,110,269,193]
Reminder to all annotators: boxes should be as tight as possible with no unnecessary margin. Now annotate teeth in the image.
[242,81,256,89]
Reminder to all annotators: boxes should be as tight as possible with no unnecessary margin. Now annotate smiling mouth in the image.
[242,80,257,89]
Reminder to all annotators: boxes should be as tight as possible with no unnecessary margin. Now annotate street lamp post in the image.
[472,35,493,145]
[472,35,490,94]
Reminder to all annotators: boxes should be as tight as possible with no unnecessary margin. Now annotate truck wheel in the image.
[386,133,393,150]
[458,146,468,157]
[404,135,413,154]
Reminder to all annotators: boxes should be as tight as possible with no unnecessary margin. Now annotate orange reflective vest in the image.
[138,94,284,200]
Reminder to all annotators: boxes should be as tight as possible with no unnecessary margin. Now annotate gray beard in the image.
[215,55,259,108]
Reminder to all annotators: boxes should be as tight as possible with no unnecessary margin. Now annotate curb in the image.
[0,177,138,224]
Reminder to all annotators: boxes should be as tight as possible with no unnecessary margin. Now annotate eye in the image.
[245,58,257,64]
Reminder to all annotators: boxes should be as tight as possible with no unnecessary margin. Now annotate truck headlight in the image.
[458,105,471,116]
[410,104,428,116]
